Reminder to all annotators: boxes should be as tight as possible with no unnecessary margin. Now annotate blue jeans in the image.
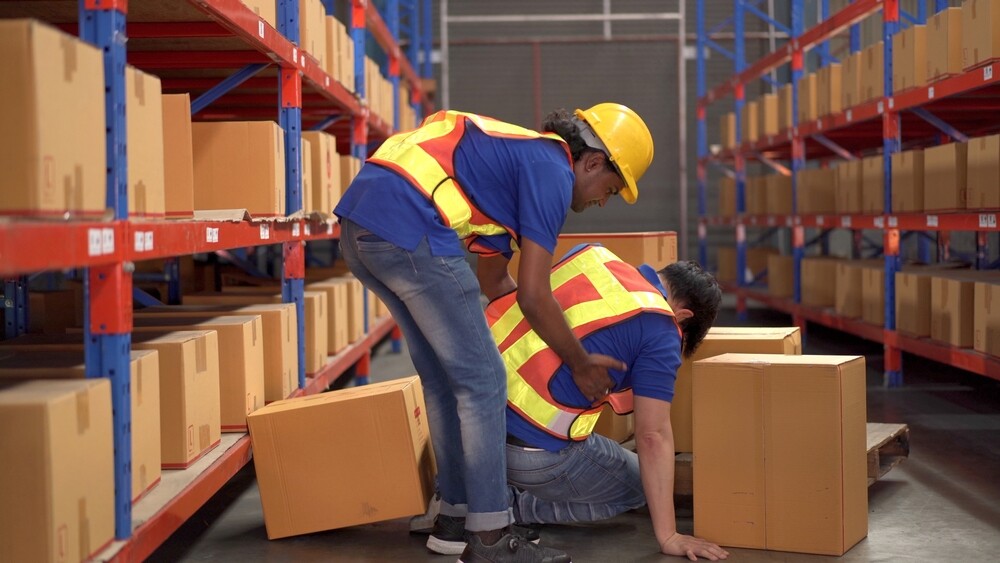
[506,433,646,524]
[339,219,513,532]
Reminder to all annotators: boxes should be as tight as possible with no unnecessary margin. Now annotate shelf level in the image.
[702,212,1000,232]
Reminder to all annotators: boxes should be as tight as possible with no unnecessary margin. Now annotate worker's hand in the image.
[571,354,624,404]
[660,532,729,561]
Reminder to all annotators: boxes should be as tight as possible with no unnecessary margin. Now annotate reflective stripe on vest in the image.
[368,110,572,255]
[486,245,679,441]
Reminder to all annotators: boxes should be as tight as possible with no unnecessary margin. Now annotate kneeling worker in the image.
[486,244,729,561]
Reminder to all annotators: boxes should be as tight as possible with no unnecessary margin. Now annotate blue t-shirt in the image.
[334,124,574,257]
[506,264,684,452]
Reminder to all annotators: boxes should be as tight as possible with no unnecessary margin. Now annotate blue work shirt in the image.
[334,124,574,257]
[506,263,684,452]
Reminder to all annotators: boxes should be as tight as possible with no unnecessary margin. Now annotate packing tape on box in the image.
[196,337,208,373]
[200,424,211,451]
[60,36,78,81]
[135,71,146,105]
[79,498,89,560]
[76,389,90,433]
[136,357,143,405]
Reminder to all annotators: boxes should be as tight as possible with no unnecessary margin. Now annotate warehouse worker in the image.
[487,244,729,562]
[335,104,654,562]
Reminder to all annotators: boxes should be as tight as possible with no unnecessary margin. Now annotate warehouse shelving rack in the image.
[0,0,432,559]
[696,0,1000,387]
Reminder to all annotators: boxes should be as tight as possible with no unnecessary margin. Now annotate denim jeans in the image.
[339,219,513,532]
[506,433,646,524]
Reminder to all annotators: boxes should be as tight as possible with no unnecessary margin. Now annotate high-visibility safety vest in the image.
[368,110,572,255]
[486,244,680,441]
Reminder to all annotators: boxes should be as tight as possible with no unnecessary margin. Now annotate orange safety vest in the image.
[486,245,680,441]
[368,110,572,255]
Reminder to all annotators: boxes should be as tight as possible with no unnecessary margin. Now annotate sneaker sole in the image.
[426,535,467,556]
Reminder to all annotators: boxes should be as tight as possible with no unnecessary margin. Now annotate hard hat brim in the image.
[619,165,638,204]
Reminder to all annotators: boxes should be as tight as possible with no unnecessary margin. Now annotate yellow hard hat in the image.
[573,103,653,204]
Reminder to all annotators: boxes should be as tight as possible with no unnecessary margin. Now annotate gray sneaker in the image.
[457,533,570,563]
[427,516,542,556]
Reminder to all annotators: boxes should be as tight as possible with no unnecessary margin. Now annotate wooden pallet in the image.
[672,422,910,496]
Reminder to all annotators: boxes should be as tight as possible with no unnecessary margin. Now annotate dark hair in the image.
[659,260,722,357]
[542,109,617,173]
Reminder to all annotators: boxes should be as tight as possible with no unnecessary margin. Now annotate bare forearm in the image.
[636,428,677,547]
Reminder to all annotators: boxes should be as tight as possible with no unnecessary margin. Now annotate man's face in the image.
[570,152,625,212]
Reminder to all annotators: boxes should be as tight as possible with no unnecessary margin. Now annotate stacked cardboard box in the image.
[765,174,792,215]
[861,155,884,214]
[301,137,314,213]
[967,134,1000,209]
[930,271,999,347]
[719,176,736,217]
[778,84,793,132]
[743,100,760,143]
[797,74,818,123]
[928,8,964,81]
[302,131,339,215]
[244,0,276,28]
[720,112,736,149]
[862,265,886,325]
[861,42,884,102]
[192,121,286,217]
[841,51,863,109]
[760,93,779,138]
[162,93,195,218]
[339,155,363,198]
[924,142,968,211]
[768,254,795,298]
[963,0,1000,70]
[745,176,768,215]
[892,150,925,212]
[816,63,842,117]
[715,247,778,285]
[835,159,863,214]
[801,257,839,308]
[797,168,836,214]
[126,66,166,218]
[27,289,81,335]
[836,261,864,318]
[893,25,928,91]
[974,279,1000,355]
[300,0,327,68]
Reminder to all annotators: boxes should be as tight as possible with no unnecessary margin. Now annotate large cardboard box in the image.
[132,316,264,431]
[777,84,793,132]
[931,273,977,347]
[835,159,863,213]
[301,136,313,213]
[300,0,326,68]
[836,262,864,318]
[0,20,105,217]
[963,0,1000,70]
[892,149,925,212]
[862,265,885,325]
[671,327,800,452]
[126,65,166,219]
[927,8,964,81]
[861,42,884,102]
[192,121,286,217]
[742,100,760,143]
[759,93,779,137]
[861,155,884,214]
[28,289,81,334]
[243,0,276,28]
[768,254,795,298]
[816,63,842,117]
[0,379,114,562]
[592,404,634,443]
[745,176,767,215]
[324,16,341,79]
[765,174,792,215]
[893,25,928,92]
[137,304,298,404]
[715,247,736,283]
[302,131,337,215]
[306,279,351,353]
[692,354,867,555]
[797,167,836,214]
[797,74,817,123]
[0,348,161,500]
[716,247,778,285]
[841,52,862,109]
[339,155,362,198]
[967,134,1000,209]
[801,257,838,308]
[183,292,328,374]
[249,376,437,538]
[896,271,932,337]
[162,93,195,219]
[975,281,1000,354]
[132,331,221,468]
[718,176,736,217]
[719,111,736,148]
[924,142,968,211]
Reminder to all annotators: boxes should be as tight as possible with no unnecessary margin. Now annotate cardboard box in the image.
[717,247,778,285]
[671,327,800,453]
[975,281,1000,354]
[836,262,864,318]
[927,8,964,81]
[835,159,863,214]
[131,331,221,469]
[136,303,298,404]
[861,42,884,102]
[862,266,885,325]
[896,271,932,337]
[302,131,337,214]
[816,63,842,117]
[692,354,867,555]
[592,404,634,443]
[0,348,161,500]
[192,121,286,217]
[894,25,928,91]
[924,142,968,211]
[801,257,838,308]
[183,292,328,374]
[303,280,355,354]
[778,84,793,132]
[768,254,795,298]
[324,16,340,79]
[765,174,792,215]
[797,74,817,123]
[760,93,779,138]
[249,376,436,538]
[841,51,862,109]
[742,100,759,143]
[162,93,195,218]
[243,0,276,28]
[861,155,884,214]
[892,149,925,212]
[797,168,836,214]
[718,176,736,217]
[0,20,105,217]
[931,273,977,347]
[28,289,80,334]
[715,247,736,283]
[0,379,114,562]
[967,134,1000,209]
[720,112,736,148]
[301,136,313,213]
[132,316,264,431]
[745,176,767,215]
[963,0,1000,70]
[126,65,166,218]
[340,155,362,198]
[300,0,326,68]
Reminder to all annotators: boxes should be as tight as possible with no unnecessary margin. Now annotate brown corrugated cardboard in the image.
[835,159,863,213]
[301,136,313,213]
[0,20,105,217]
[861,155,884,214]
[192,121,286,216]
[720,112,736,148]
[816,63,842,117]
[300,0,326,67]
[924,142,968,211]
[592,404,634,443]
[136,304,298,404]
[719,176,736,217]
[0,348,161,500]
[967,134,1000,209]
[768,254,795,298]
[302,131,337,214]
[862,266,885,325]
[183,292,328,374]
[162,93,195,218]
[249,376,436,538]
[765,174,792,215]
[0,379,114,562]
[132,316,264,431]
[778,84,793,132]
[797,167,836,214]
[975,281,1000,354]
[28,289,80,334]
[760,93,779,137]
[692,354,867,555]
[963,0,1000,70]
[892,149,925,212]
[894,25,928,91]
[716,247,736,283]
[836,262,863,318]
[127,65,166,218]
[931,273,977,347]
[324,16,340,78]
[243,0,276,28]
[671,327,800,452]
[742,100,760,143]
[896,271,932,337]
[801,257,838,308]
[745,176,768,215]
[339,155,362,198]
[797,74,817,123]
[842,52,862,109]
[927,8,964,81]
[861,42,884,102]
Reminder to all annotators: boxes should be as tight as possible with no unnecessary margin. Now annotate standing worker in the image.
[335,104,654,563]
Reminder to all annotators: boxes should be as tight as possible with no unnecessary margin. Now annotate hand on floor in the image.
[660,532,730,561]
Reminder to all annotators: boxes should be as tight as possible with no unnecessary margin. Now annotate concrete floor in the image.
[150,304,1000,562]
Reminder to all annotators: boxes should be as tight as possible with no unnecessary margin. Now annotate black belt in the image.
[506,434,535,448]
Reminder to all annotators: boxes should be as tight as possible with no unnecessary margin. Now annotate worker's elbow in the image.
[635,427,672,455]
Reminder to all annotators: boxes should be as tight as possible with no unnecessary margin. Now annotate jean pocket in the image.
[355,231,397,252]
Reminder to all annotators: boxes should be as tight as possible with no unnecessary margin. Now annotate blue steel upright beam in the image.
[935,0,948,14]
[849,0,861,53]
[819,0,831,67]
[279,0,308,389]
[3,278,28,339]
[883,0,903,387]
[422,0,432,80]
[735,0,748,320]
[386,0,401,131]
[791,0,805,311]
[697,0,708,269]
[79,0,133,541]
[351,0,372,348]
